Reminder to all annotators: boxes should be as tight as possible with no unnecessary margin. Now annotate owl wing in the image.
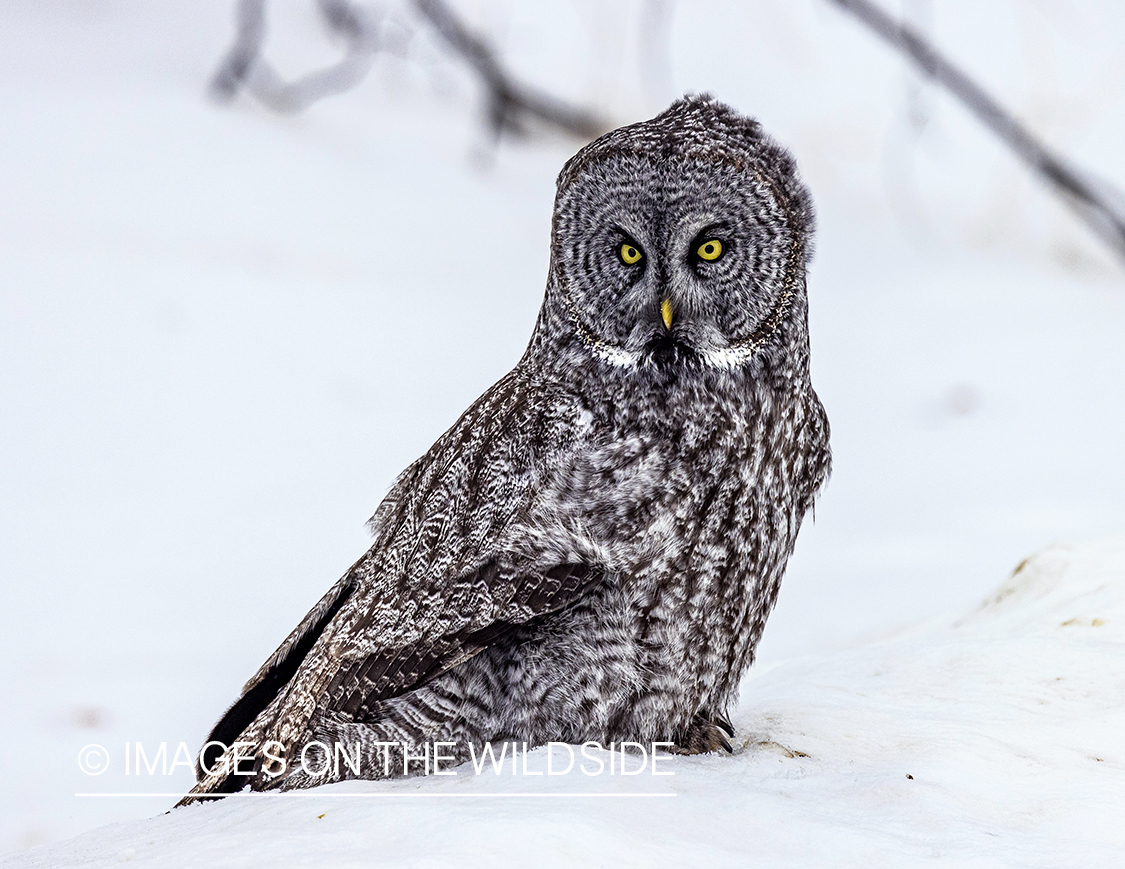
[318,559,597,722]
[184,367,593,801]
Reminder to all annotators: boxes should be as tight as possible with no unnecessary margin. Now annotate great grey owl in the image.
[180,95,829,803]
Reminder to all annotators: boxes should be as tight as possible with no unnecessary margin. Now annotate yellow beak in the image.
[661,298,674,330]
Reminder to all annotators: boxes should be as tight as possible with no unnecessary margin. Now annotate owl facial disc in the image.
[545,96,813,375]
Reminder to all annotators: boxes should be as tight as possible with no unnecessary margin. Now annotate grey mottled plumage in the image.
[181,95,830,802]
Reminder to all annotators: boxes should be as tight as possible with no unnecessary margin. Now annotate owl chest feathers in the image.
[515,369,825,664]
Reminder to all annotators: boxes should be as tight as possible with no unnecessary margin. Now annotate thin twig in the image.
[211,0,268,101]
[826,0,1125,260]
[211,0,380,113]
[409,0,605,141]
[210,0,605,141]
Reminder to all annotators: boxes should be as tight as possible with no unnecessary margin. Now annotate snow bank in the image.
[8,537,1122,869]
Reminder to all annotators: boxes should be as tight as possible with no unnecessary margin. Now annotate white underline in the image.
[76,792,676,799]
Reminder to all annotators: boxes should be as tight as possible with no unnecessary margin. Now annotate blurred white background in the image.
[1,0,1123,854]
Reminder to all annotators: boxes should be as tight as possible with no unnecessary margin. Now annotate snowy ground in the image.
[2,0,1124,863]
[5,538,1124,868]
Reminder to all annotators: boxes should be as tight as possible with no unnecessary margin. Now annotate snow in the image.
[5,538,1124,868]
[2,0,1124,863]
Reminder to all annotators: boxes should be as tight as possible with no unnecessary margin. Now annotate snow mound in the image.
[7,538,1124,869]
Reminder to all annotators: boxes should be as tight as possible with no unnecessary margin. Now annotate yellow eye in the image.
[620,243,643,265]
[697,239,723,261]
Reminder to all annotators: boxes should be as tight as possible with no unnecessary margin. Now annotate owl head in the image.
[532,95,815,377]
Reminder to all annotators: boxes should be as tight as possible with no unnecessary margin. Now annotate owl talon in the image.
[671,714,736,755]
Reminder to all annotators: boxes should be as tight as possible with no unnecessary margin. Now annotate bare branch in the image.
[210,0,380,114]
[210,0,606,141]
[411,0,605,141]
[825,0,1125,260]
[211,0,267,101]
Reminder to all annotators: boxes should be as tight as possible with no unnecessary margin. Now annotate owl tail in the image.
[174,569,358,807]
